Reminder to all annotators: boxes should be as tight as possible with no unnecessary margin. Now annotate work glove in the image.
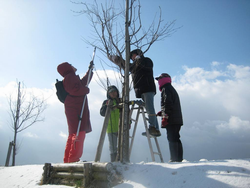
[135,55,141,60]
[88,61,94,69]
[161,117,168,128]
[156,111,162,116]
[108,55,125,66]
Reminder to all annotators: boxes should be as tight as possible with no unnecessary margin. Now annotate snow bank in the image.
[0,159,250,188]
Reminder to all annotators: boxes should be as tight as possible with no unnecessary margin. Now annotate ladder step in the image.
[153,152,161,155]
[142,134,158,139]
[133,107,140,110]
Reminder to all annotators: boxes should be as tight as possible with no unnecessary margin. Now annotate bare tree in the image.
[73,0,180,70]
[72,0,180,162]
[8,82,46,166]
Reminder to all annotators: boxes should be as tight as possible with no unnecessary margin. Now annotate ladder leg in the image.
[95,105,111,162]
[117,108,123,162]
[129,105,140,157]
[154,137,164,163]
[141,107,155,162]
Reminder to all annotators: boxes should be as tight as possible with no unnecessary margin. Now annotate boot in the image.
[110,152,117,162]
[142,126,161,137]
[178,141,183,162]
[169,142,183,162]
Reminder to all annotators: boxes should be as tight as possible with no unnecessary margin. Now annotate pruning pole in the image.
[75,47,96,143]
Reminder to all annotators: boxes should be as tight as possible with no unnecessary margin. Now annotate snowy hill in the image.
[0,159,250,188]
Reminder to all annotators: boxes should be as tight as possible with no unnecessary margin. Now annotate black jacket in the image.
[161,83,183,126]
[130,57,156,98]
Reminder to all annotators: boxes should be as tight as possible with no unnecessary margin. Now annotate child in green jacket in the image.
[100,86,121,162]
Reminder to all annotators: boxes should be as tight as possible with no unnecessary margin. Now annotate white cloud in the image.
[184,116,250,141]
[0,81,17,98]
[227,64,250,79]
[59,131,67,140]
[22,132,38,138]
[211,61,221,67]
[217,116,250,132]
[178,66,225,84]
[174,63,250,120]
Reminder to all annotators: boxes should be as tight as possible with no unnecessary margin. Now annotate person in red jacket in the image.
[57,62,93,163]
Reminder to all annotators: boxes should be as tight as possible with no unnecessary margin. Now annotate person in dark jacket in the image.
[109,49,160,137]
[156,73,183,162]
[100,86,121,162]
[57,62,93,163]
[130,49,160,137]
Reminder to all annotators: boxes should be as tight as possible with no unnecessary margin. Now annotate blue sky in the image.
[0,0,250,165]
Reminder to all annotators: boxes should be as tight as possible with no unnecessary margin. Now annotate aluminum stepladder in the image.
[129,100,164,163]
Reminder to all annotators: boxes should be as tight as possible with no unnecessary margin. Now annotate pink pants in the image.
[64,131,86,163]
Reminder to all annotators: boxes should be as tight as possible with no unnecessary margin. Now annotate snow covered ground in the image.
[0,158,249,188]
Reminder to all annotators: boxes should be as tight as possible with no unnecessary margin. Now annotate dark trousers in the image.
[166,125,181,143]
[166,125,183,162]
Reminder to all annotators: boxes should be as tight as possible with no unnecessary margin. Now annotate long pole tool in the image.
[75,47,96,146]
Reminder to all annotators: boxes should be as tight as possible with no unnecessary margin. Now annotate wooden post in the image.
[5,141,13,167]
[42,163,52,184]
[95,100,112,162]
[83,163,92,187]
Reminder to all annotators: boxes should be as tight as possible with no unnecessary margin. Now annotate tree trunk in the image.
[12,82,21,166]
[12,131,17,166]
[120,0,130,163]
